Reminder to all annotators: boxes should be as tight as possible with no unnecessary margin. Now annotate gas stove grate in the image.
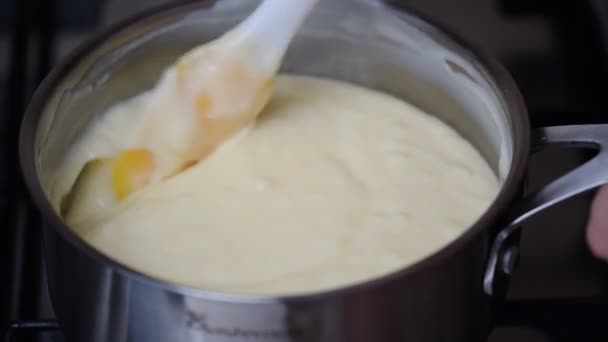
[4,321,62,342]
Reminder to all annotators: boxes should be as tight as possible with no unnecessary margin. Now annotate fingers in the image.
[586,185,608,261]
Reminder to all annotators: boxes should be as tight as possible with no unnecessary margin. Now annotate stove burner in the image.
[4,321,62,342]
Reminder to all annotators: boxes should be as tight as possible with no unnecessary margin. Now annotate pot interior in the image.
[32,0,515,222]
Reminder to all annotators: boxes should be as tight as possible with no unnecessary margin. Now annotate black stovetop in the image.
[2,0,608,341]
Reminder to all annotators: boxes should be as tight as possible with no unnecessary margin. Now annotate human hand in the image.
[587,186,608,261]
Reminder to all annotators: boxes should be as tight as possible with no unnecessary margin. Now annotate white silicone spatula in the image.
[148,0,321,181]
[62,0,320,221]
[216,0,322,75]
[111,0,320,198]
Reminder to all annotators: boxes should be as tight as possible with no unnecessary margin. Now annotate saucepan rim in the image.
[19,0,530,304]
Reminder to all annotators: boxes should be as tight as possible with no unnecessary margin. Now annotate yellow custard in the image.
[56,75,499,295]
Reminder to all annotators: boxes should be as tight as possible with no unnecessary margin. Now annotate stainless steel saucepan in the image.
[19,0,608,341]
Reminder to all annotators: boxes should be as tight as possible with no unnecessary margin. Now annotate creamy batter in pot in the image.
[55,75,498,295]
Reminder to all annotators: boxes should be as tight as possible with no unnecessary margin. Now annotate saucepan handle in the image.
[484,124,608,296]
